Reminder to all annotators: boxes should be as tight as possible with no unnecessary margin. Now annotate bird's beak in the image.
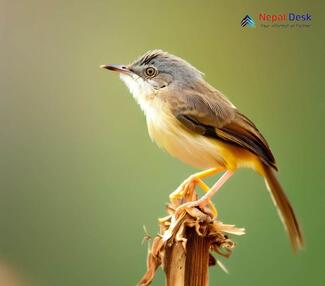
[100,64,131,74]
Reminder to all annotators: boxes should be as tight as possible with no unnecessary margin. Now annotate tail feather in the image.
[263,165,304,252]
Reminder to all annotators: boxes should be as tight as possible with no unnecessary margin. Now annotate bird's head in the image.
[101,50,204,100]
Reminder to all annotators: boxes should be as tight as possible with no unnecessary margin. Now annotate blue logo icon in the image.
[241,15,256,27]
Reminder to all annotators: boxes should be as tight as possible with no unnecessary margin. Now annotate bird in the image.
[101,49,303,251]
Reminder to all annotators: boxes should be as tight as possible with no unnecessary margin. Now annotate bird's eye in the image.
[144,66,158,78]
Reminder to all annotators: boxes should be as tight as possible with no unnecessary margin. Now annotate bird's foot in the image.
[169,174,199,203]
[173,170,235,219]
[169,167,225,202]
[175,195,213,218]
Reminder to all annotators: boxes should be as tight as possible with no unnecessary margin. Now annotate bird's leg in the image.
[196,179,218,217]
[175,170,234,217]
[197,171,234,208]
[169,167,225,201]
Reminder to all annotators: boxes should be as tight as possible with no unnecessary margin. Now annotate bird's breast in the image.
[145,102,228,169]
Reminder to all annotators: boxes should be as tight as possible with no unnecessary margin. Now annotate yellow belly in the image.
[146,104,261,171]
[150,123,226,169]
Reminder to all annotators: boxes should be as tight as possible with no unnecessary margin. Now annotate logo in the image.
[259,12,312,23]
[241,15,255,28]
[241,13,312,29]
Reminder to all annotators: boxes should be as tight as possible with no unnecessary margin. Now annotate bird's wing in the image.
[170,89,277,169]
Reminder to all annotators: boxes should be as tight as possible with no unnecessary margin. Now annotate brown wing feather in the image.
[169,86,277,169]
[217,112,277,169]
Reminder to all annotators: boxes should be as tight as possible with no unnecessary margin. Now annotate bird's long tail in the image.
[262,164,304,252]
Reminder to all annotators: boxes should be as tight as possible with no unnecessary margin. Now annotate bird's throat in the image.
[119,73,156,115]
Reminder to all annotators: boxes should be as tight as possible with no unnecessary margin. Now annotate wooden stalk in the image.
[137,186,245,286]
[164,227,210,286]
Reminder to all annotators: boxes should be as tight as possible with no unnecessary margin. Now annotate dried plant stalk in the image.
[137,185,245,286]
[164,227,211,286]
[184,228,210,285]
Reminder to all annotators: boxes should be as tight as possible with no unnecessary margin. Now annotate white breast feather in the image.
[119,73,165,127]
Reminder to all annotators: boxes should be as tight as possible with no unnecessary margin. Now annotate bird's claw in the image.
[169,175,198,202]
[174,196,213,218]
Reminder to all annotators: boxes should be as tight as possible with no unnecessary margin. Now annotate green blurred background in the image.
[1,0,324,285]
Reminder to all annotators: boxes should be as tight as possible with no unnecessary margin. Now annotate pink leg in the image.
[175,170,234,216]
[197,170,234,207]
